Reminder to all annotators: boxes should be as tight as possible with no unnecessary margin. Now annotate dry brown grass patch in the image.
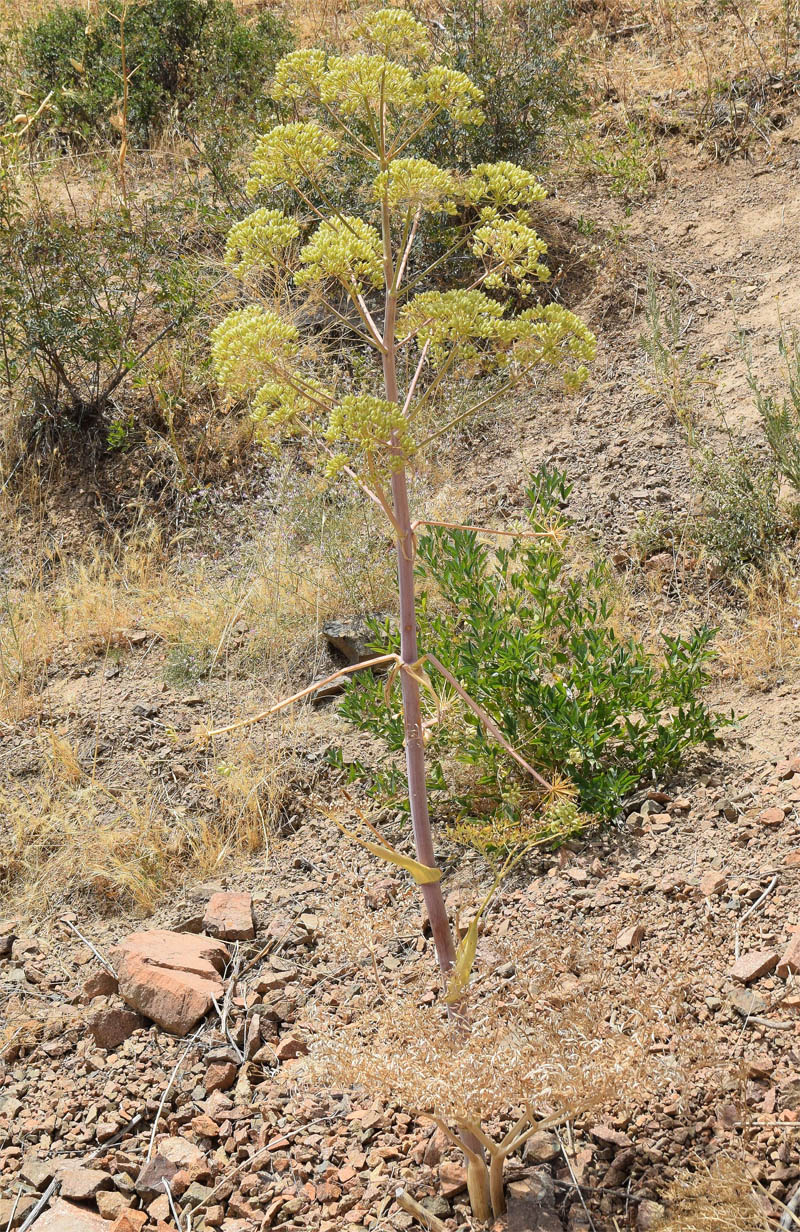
[653,1157,770,1231]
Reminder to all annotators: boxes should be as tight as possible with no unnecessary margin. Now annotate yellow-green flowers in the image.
[327,394,415,463]
[246,122,338,196]
[224,209,300,277]
[472,218,549,294]
[296,217,384,292]
[211,306,299,397]
[372,158,457,214]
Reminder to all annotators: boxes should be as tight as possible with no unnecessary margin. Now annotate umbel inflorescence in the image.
[211,7,595,483]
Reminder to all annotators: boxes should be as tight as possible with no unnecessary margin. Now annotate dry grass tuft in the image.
[0,729,292,915]
[716,563,800,689]
[308,942,682,1126]
[653,1158,770,1232]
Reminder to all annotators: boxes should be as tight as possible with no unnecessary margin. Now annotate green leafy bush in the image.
[21,0,293,143]
[695,448,782,577]
[418,0,581,168]
[334,467,726,826]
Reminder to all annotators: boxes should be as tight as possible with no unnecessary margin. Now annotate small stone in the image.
[746,1053,774,1079]
[439,1161,467,1197]
[57,1166,113,1201]
[202,892,255,942]
[523,1131,560,1163]
[275,1033,309,1061]
[700,869,727,896]
[0,1196,37,1229]
[204,1061,237,1093]
[21,1156,55,1190]
[730,988,767,1018]
[96,1192,129,1220]
[88,1000,146,1050]
[637,1200,665,1231]
[759,807,786,827]
[113,930,229,1037]
[135,1155,178,1202]
[776,756,800,779]
[590,1124,633,1150]
[786,851,800,867]
[615,924,644,952]
[778,934,800,978]
[82,969,119,1002]
[729,950,779,984]
[110,1213,148,1232]
[36,1200,109,1231]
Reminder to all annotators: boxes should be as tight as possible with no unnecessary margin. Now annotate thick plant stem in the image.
[390,465,456,979]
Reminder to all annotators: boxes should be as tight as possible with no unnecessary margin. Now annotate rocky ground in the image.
[4,45,800,1232]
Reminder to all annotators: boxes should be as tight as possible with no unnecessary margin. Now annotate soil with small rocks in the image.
[5,107,800,1232]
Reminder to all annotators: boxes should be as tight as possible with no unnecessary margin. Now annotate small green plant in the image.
[639,269,697,435]
[750,328,800,496]
[336,467,727,826]
[578,118,661,200]
[21,0,293,143]
[695,447,782,576]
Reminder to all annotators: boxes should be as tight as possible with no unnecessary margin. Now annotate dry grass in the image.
[308,938,684,1126]
[587,0,798,103]
[715,562,800,689]
[653,1158,770,1232]
[0,727,293,915]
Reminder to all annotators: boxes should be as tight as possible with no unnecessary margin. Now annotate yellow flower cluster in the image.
[398,289,506,361]
[372,158,457,214]
[418,65,484,127]
[246,122,338,196]
[472,218,549,294]
[327,394,414,462]
[354,9,430,60]
[224,208,301,277]
[465,161,547,208]
[321,53,416,117]
[506,304,597,387]
[251,376,330,441]
[211,306,299,397]
[271,48,327,101]
[296,216,384,292]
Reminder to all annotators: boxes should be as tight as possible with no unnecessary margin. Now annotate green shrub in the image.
[418,0,581,168]
[695,448,782,577]
[333,467,727,826]
[21,0,293,143]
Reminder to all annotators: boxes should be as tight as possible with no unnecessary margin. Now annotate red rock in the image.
[778,934,800,978]
[615,924,644,951]
[699,870,726,896]
[759,807,785,827]
[88,1000,146,1049]
[439,1160,467,1197]
[786,851,800,867]
[113,930,229,1036]
[275,1033,309,1061]
[729,950,779,984]
[36,1200,109,1231]
[205,1060,237,1093]
[82,969,119,1002]
[203,892,255,942]
[135,1154,179,1201]
[110,1215,148,1232]
[192,1113,221,1137]
[590,1124,633,1150]
[776,757,800,779]
[96,1192,129,1220]
[56,1165,113,1200]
